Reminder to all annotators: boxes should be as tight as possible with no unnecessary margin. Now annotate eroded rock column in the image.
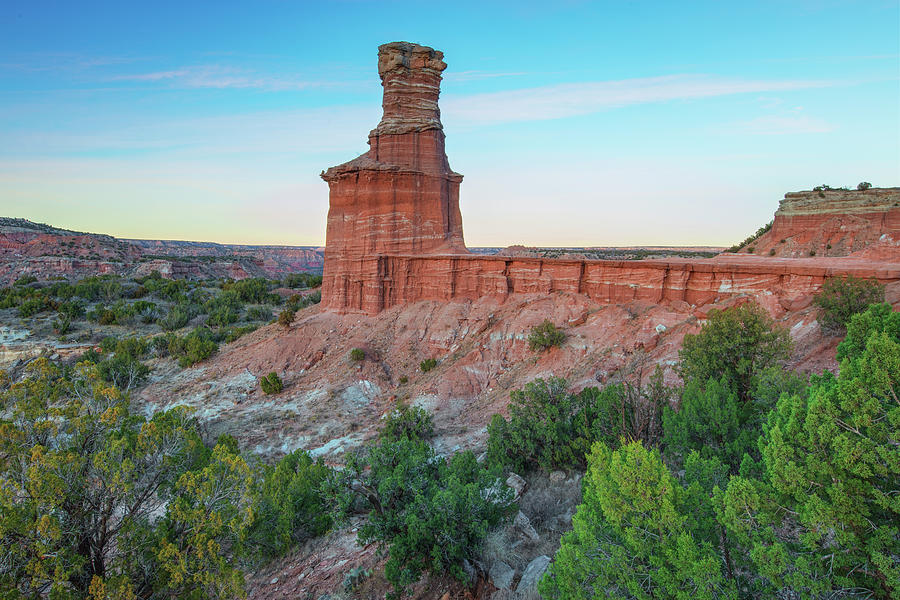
[320,42,467,313]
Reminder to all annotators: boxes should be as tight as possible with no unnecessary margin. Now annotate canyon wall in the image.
[320,42,900,315]
[750,188,900,258]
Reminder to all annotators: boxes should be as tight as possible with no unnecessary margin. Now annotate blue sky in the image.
[1,0,897,246]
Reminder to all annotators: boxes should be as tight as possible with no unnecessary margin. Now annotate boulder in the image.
[489,560,516,590]
[506,473,527,500]
[516,555,551,593]
[514,511,539,542]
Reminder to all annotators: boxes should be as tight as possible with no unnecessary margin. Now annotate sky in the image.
[1,0,898,247]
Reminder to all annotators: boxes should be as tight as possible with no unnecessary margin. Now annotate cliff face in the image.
[319,43,900,315]
[321,42,467,311]
[0,218,324,284]
[750,189,900,258]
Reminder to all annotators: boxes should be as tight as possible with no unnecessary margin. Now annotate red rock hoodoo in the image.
[321,42,900,315]
[321,42,467,311]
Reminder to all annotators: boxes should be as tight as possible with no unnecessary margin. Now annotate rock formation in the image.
[320,42,900,315]
[321,42,467,311]
[748,188,900,258]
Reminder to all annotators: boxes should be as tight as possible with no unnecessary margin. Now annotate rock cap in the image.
[377,41,446,79]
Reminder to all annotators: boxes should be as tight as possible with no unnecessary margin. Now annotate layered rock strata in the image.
[750,188,900,258]
[320,42,900,315]
[321,42,466,309]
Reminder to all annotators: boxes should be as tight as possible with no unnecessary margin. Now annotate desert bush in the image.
[221,324,257,344]
[380,403,434,442]
[98,354,150,390]
[725,220,773,253]
[205,291,243,327]
[349,348,365,362]
[57,299,85,319]
[283,273,323,289]
[157,304,195,331]
[223,278,279,304]
[88,305,118,325]
[17,296,51,318]
[286,291,321,311]
[278,308,295,327]
[259,372,283,395]
[419,357,437,372]
[527,320,565,351]
[487,377,630,472]
[52,316,71,335]
[246,305,272,322]
[247,450,332,560]
[677,302,792,402]
[168,328,218,367]
[813,275,885,335]
[13,275,37,286]
[329,438,515,598]
[857,181,872,190]
[540,440,734,599]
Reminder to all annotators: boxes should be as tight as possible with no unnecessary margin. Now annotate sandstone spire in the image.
[321,42,467,311]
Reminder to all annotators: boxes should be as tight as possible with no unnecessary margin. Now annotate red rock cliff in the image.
[320,43,900,315]
[749,188,900,258]
[321,42,467,310]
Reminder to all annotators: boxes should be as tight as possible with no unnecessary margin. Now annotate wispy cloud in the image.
[443,70,529,82]
[112,65,339,91]
[442,74,837,126]
[0,52,145,73]
[727,114,833,135]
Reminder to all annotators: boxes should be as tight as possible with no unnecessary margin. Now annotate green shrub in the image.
[857,181,872,190]
[282,273,323,289]
[100,336,119,353]
[247,450,331,561]
[487,377,630,472]
[380,403,434,442]
[278,308,295,327]
[349,348,365,362]
[259,372,284,395]
[527,319,565,351]
[835,302,900,362]
[246,305,272,322]
[52,315,71,335]
[13,275,37,286]
[330,438,515,597]
[98,354,150,390]
[726,220,773,253]
[223,278,279,304]
[18,296,51,318]
[286,291,321,312]
[813,275,885,335]
[677,302,792,402]
[540,440,734,599]
[169,328,218,367]
[398,376,408,384]
[419,357,437,372]
[662,377,759,473]
[57,299,85,319]
[205,291,243,327]
[157,304,195,331]
[222,324,258,344]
